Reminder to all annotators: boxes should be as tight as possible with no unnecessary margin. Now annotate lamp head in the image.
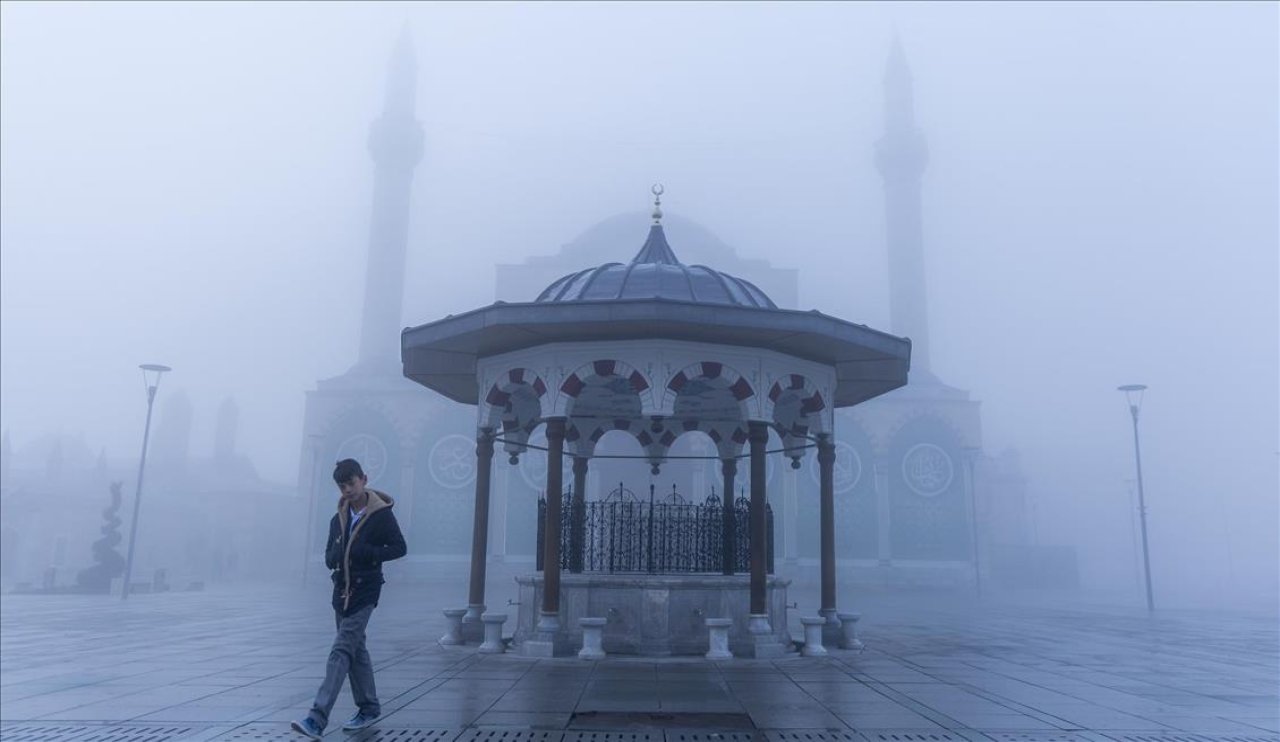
[139,363,171,394]
[1117,384,1147,415]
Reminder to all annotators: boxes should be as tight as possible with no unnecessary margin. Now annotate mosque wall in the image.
[291,33,1028,586]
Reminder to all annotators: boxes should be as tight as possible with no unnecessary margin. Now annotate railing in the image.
[537,484,774,575]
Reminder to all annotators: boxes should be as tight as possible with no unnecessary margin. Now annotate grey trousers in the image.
[307,604,379,729]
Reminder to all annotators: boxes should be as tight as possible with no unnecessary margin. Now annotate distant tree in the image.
[75,481,126,593]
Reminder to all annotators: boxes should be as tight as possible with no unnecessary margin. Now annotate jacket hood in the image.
[336,488,394,528]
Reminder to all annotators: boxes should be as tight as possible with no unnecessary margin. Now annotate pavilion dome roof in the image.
[534,221,777,309]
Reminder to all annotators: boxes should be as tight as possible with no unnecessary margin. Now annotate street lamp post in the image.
[121,364,171,600]
[1118,384,1154,612]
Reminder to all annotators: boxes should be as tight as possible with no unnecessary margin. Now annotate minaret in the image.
[214,397,239,461]
[875,36,933,381]
[356,27,424,374]
[1,430,11,489]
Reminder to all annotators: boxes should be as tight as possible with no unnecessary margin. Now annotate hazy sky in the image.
[2,2,1276,605]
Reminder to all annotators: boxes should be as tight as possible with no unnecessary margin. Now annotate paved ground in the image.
[1,566,1277,741]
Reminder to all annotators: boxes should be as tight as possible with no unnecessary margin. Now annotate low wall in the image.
[513,572,792,656]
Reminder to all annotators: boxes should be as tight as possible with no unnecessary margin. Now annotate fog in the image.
[1,2,1276,610]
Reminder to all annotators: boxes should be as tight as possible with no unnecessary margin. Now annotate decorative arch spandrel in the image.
[480,367,548,459]
[763,372,832,467]
[553,358,651,418]
[662,360,754,459]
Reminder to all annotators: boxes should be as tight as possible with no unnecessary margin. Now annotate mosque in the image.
[296,32,1038,602]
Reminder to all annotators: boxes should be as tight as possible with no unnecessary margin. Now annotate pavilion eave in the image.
[401,298,911,407]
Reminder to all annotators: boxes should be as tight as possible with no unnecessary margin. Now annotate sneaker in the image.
[291,717,323,740]
[342,710,381,731]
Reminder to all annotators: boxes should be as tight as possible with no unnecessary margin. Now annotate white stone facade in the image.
[477,339,836,464]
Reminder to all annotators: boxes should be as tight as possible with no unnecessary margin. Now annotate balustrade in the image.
[536,483,773,575]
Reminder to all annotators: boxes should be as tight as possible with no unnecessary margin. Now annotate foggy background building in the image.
[1,2,1275,609]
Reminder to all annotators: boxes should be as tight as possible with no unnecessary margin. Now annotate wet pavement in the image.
[1,565,1276,741]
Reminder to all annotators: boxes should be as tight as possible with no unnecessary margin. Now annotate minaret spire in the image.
[357,26,424,374]
[884,33,915,128]
[384,24,417,119]
[1,429,11,490]
[875,35,933,381]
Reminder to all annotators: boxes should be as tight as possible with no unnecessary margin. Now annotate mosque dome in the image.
[405,187,910,409]
[534,196,777,309]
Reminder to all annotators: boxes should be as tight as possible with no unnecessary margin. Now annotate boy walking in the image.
[293,459,407,739]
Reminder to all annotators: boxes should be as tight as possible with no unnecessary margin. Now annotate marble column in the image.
[539,417,567,632]
[747,421,769,615]
[464,427,496,642]
[491,460,509,561]
[875,457,892,567]
[721,458,737,575]
[817,434,842,644]
[396,454,416,538]
[570,456,588,573]
[784,459,798,565]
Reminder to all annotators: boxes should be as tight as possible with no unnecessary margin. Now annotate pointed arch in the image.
[660,361,754,459]
[661,361,755,412]
[767,374,828,437]
[767,373,828,462]
[482,367,548,456]
[557,359,652,458]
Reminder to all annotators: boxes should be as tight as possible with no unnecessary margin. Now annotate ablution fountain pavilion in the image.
[401,188,911,657]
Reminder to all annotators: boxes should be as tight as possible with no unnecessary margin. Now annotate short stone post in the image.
[439,608,466,646]
[836,612,864,650]
[478,613,507,654]
[705,618,733,660]
[578,617,607,660]
[461,604,486,644]
[746,613,784,658]
[801,617,828,657]
[819,607,842,649]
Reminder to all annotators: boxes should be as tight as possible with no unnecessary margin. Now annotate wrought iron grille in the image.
[537,484,774,574]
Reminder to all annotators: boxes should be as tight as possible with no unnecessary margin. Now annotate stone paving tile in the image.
[489,696,584,713]
[1237,717,1280,733]
[1156,716,1280,733]
[1035,707,1171,731]
[661,699,745,714]
[944,714,1062,731]
[836,710,947,729]
[378,708,486,726]
[475,711,577,728]
[748,709,850,730]
[130,705,270,723]
[400,695,504,712]
[821,701,919,716]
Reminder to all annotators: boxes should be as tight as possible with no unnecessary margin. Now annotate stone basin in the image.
[513,572,792,656]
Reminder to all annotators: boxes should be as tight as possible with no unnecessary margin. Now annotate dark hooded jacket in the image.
[324,489,406,615]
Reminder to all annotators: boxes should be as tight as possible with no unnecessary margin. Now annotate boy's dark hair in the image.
[333,458,365,484]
